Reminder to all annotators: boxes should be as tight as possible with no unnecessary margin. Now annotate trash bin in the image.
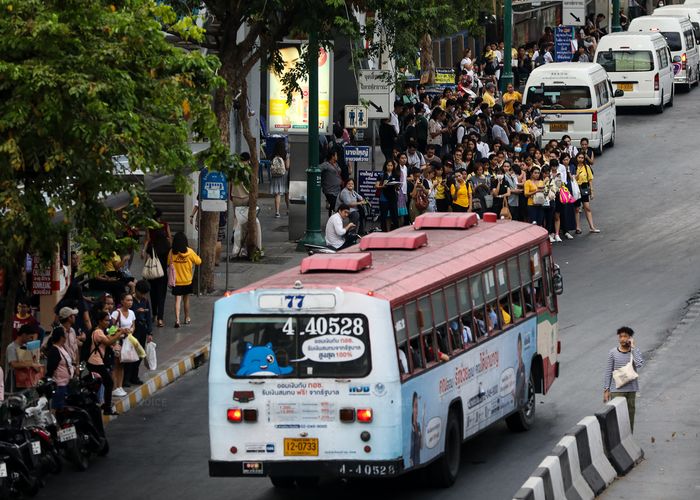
[288,180,307,241]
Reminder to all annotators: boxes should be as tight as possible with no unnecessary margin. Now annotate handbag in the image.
[120,335,139,363]
[499,200,512,220]
[533,191,545,206]
[612,356,638,389]
[559,186,576,204]
[571,179,581,201]
[167,252,176,288]
[145,341,158,371]
[580,184,591,198]
[142,247,164,280]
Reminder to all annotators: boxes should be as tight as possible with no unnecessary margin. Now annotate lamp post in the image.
[500,0,514,91]
[612,0,622,33]
[297,30,326,250]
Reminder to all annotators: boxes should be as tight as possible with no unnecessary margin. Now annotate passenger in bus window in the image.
[511,291,524,320]
[448,321,463,350]
[423,334,437,363]
[499,300,512,326]
[398,344,409,374]
[533,279,545,308]
[435,326,450,355]
[473,309,490,338]
[487,303,500,331]
[457,318,473,345]
[409,338,424,369]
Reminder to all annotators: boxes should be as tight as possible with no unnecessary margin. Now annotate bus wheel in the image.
[506,375,536,432]
[428,411,461,487]
[270,476,295,489]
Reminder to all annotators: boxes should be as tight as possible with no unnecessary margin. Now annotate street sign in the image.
[357,170,382,213]
[200,169,228,212]
[344,105,369,129]
[358,70,395,119]
[344,145,371,163]
[562,0,586,27]
[555,26,575,62]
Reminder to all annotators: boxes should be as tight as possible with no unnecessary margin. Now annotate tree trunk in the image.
[1,257,23,367]
[237,77,261,260]
[419,32,435,85]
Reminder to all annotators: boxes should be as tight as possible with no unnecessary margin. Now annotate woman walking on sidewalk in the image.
[169,232,202,328]
[142,208,171,328]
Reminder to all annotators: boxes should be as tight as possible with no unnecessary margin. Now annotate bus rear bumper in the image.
[209,459,404,478]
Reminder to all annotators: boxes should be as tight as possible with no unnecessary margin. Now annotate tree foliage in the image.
[0,0,228,274]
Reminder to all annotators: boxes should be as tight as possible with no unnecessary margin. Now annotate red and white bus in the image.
[208,212,562,488]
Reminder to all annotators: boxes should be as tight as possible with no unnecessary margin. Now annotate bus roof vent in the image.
[358,232,428,251]
[413,212,478,230]
[300,252,372,274]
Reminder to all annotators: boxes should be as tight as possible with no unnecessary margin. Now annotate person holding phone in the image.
[603,326,645,431]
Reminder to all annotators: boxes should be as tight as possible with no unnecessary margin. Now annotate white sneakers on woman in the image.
[113,387,127,397]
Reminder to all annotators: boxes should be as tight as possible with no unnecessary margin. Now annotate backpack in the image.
[414,182,429,211]
[271,156,286,177]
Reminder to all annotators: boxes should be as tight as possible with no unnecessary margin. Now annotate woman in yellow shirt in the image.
[574,153,600,234]
[450,171,472,212]
[168,232,202,328]
[524,167,545,226]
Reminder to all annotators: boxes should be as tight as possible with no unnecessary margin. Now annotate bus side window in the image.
[435,325,449,357]
[398,342,409,375]
[460,315,474,345]
[470,275,488,339]
[393,306,411,375]
[409,337,424,370]
[431,290,451,353]
[448,320,463,350]
[473,307,489,338]
[531,249,545,308]
[486,301,500,332]
[507,257,523,322]
[543,255,556,312]
[519,252,535,314]
[444,285,463,352]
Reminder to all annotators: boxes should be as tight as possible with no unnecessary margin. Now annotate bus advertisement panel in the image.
[401,317,537,469]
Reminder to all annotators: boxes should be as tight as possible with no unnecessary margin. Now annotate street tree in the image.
[0,0,230,357]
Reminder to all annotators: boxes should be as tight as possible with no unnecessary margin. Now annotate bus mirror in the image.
[613,89,624,98]
[416,309,425,329]
[552,265,564,296]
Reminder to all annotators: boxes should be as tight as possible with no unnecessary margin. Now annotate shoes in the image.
[103,407,119,416]
[554,234,562,242]
[174,322,180,328]
[549,234,555,243]
[564,232,574,240]
[590,228,601,233]
[575,229,582,234]
[275,212,280,218]
[130,379,145,385]
[112,388,127,397]
[157,320,164,328]
[184,318,191,325]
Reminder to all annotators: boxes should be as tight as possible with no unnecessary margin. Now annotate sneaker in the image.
[554,234,562,242]
[275,212,281,218]
[589,228,601,233]
[549,234,555,243]
[112,388,127,397]
[564,232,574,240]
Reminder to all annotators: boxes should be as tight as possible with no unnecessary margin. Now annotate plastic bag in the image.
[120,336,139,363]
[145,341,157,371]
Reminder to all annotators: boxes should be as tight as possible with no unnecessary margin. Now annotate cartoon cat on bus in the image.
[236,342,293,376]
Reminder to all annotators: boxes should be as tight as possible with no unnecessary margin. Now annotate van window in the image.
[529,85,592,110]
[691,23,700,43]
[660,32,682,51]
[594,82,609,106]
[596,50,653,72]
[684,30,695,49]
[657,48,669,68]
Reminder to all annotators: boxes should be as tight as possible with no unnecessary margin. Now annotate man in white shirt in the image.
[325,204,357,250]
[390,101,403,135]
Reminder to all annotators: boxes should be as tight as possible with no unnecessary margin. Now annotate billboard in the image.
[268,43,332,135]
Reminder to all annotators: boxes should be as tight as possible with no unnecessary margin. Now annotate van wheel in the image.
[609,125,616,147]
[668,89,674,107]
[655,92,664,114]
[595,132,603,156]
[428,411,461,487]
[506,375,536,432]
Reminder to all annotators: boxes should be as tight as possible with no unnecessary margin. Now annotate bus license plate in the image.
[549,122,567,132]
[617,83,633,91]
[283,438,319,456]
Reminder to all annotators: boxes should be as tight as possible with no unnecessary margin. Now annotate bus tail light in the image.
[227,408,242,423]
[356,408,373,423]
[591,111,598,132]
[654,73,660,91]
[339,408,355,423]
[682,53,687,70]
[243,409,258,422]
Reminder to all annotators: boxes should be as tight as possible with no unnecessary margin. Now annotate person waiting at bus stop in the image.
[324,204,358,251]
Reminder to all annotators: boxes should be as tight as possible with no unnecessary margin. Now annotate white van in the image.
[595,32,674,112]
[653,6,700,43]
[628,15,699,89]
[523,63,621,154]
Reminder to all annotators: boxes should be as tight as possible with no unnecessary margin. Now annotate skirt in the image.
[270,174,287,195]
[172,284,193,296]
[397,191,408,217]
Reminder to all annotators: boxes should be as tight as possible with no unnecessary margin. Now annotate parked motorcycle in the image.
[0,395,42,498]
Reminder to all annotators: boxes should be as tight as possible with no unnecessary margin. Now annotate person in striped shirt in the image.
[603,326,645,430]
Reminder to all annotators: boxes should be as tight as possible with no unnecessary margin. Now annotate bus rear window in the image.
[596,50,653,72]
[528,86,592,110]
[226,315,371,378]
[660,32,682,51]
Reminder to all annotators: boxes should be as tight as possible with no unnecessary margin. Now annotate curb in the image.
[104,342,210,423]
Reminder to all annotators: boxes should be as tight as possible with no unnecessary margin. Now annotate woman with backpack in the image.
[45,327,75,409]
[270,141,289,218]
[87,310,124,416]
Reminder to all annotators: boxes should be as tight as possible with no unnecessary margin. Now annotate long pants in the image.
[610,391,637,431]
[528,205,544,226]
[324,193,338,217]
[149,275,167,322]
[87,363,114,411]
[435,198,450,212]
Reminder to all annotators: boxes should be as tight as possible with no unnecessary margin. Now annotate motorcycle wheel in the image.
[97,438,109,457]
[65,440,89,472]
[18,473,40,497]
[49,449,62,474]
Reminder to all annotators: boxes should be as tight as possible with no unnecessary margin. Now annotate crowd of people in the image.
[3,226,201,416]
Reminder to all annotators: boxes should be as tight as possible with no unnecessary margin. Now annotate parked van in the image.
[653,6,700,43]
[628,15,699,89]
[595,32,674,112]
[523,63,622,154]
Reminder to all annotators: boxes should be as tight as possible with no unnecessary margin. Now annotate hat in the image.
[59,307,79,320]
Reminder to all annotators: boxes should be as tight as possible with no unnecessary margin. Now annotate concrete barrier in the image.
[513,477,546,500]
[566,416,617,495]
[553,436,595,500]
[531,457,567,500]
[595,397,644,475]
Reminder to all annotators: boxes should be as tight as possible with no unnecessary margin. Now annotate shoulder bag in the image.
[612,354,638,388]
[167,252,176,288]
[142,247,164,280]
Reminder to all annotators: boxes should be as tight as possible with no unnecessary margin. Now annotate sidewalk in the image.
[600,298,700,499]
[112,195,306,415]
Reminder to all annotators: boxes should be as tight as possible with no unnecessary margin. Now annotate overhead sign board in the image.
[563,0,586,27]
[358,70,395,119]
[344,105,369,129]
[555,26,575,62]
[200,169,228,212]
[344,145,371,163]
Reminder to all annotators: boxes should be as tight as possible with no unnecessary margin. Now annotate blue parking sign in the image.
[200,169,228,212]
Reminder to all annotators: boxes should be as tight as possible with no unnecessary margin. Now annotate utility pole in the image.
[297,30,326,250]
[612,0,622,33]
[500,0,514,91]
